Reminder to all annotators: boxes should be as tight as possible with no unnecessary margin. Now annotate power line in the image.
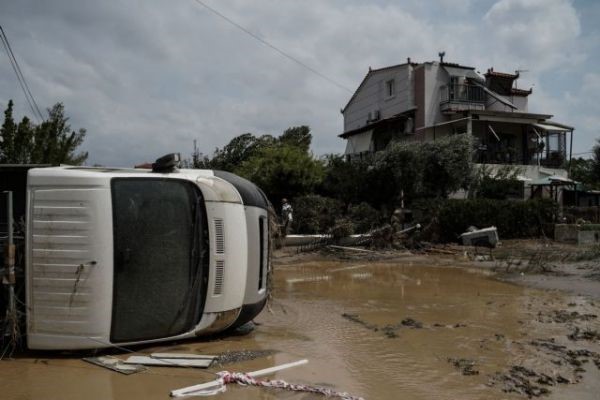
[0,25,44,122]
[191,0,352,93]
[0,32,39,122]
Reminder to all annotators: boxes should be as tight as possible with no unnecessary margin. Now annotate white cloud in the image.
[0,0,597,165]
[483,0,582,72]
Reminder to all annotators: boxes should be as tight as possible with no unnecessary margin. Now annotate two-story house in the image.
[340,55,575,196]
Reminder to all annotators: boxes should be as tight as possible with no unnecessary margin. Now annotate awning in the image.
[529,175,577,186]
[344,130,373,155]
[443,66,484,82]
[532,123,572,132]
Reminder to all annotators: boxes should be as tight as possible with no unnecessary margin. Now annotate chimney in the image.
[407,57,411,64]
[438,51,445,63]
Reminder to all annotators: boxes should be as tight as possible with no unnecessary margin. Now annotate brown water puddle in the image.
[2,259,600,399]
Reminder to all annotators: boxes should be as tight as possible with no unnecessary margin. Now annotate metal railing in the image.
[440,84,486,104]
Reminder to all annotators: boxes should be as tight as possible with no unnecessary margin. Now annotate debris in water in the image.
[214,349,278,366]
[529,338,600,371]
[401,318,423,329]
[537,310,597,324]
[488,365,570,397]
[286,276,331,284]
[567,327,600,342]
[151,353,217,360]
[170,359,364,399]
[124,355,214,368]
[341,313,380,332]
[83,356,147,375]
[341,313,426,338]
[447,358,479,376]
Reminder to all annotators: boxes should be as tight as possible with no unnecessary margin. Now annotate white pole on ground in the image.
[170,359,308,397]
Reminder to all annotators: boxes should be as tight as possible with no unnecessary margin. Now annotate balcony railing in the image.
[440,84,486,104]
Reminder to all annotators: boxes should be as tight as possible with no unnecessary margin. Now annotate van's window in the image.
[111,178,207,342]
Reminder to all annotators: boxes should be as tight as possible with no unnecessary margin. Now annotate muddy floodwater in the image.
[2,258,600,399]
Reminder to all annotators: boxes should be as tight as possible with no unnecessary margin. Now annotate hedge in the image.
[414,198,557,242]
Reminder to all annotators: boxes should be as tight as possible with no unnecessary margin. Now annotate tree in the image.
[279,125,311,152]
[370,134,474,207]
[319,154,371,206]
[569,157,596,188]
[209,133,275,171]
[12,116,34,164]
[0,100,88,165]
[592,139,600,185]
[0,100,16,163]
[419,134,473,197]
[472,165,522,200]
[235,144,324,204]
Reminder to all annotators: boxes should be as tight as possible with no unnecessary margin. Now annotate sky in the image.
[0,0,598,166]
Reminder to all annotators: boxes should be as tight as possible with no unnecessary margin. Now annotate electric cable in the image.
[191,0,352,93]
[0,25,44,121]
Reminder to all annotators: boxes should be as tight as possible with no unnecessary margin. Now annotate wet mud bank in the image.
[272,241,600,399]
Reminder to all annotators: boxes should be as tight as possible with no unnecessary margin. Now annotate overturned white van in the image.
[0,154,271,350]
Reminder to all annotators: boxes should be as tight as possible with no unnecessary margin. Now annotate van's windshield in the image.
[110,178,208,342]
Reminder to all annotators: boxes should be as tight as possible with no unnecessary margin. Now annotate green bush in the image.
[414,198,557,242]
[347,202,383,233]
[291,195,343,234]
[330,219,354,239]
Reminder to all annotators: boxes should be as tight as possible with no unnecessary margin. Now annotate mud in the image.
[2,248,600,399]
[447,358,479,376]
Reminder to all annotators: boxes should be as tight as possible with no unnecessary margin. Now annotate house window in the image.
[385,79,395,98]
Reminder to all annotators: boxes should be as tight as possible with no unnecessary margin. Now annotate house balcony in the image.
[440,84,486,113]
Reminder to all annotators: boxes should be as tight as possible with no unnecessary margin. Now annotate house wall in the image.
[343,65,413,132]
[486,95,528,112]
[512,96,528,111]
[422,63,449,127]
[414,66,425,131]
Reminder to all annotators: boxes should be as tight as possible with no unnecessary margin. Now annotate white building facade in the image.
[340,57,574,190]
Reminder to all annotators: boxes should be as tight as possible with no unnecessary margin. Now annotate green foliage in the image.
[291,194,343,234]
[347,202,383,233]
[208,133,275,171]
[0,100,17,163]
[0,100,88,165]
[592,139,600,184]
[414,198,557,242]
[473,165,523,199]
[235,144,324,204]
[373,140,421,205]
[419,134,473,197]
[372,134,473,206]
[190,126,323,205]
[569,157,597,189]
[330,219,354,239]
[319,154,371,206]
[279,125,311,152]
